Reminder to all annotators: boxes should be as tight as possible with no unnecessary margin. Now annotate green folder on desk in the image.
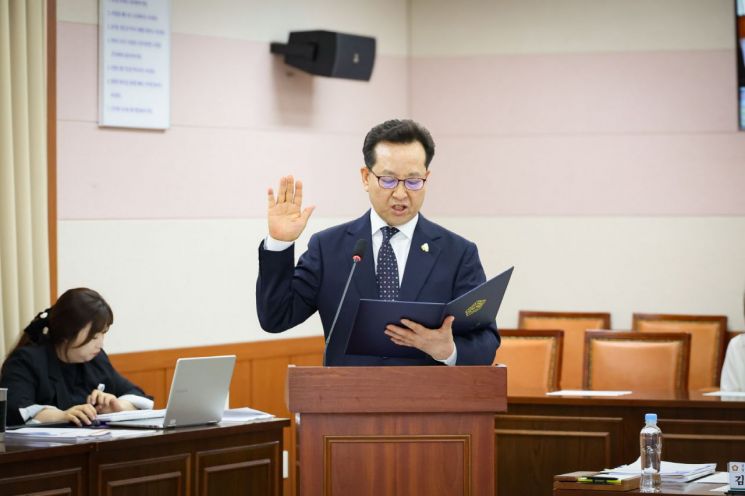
[344,266,513,359]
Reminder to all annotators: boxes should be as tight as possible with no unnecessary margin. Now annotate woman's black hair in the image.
[8,288,113,359]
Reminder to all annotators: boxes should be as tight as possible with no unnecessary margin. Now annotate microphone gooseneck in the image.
[323,238,367,366]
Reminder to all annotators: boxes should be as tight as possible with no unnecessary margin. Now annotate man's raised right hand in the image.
[267,175,315,242]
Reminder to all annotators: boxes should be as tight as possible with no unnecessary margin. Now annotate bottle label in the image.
[730,462,745,490]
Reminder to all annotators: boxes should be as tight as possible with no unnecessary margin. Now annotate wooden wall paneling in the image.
[296,412,495,496]
[285,354,321,496]
[161,366,176,409]
[96,453,191,496]
[494,414,624,496]
[251,357,291,417]
[124,369,167,409]
[0,466,86,496]
[109,337,324,373]
[230,359,252,409]
[325,433,470,496]
[195,442,281,496]
[664,433,745,471]
[289,354,323,367]
[659,418,745,470]
[252,356,293,496]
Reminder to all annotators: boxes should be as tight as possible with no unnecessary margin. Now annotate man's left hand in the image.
[385,315,455,361]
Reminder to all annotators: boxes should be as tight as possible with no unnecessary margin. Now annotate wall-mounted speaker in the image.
[270,30,376,81]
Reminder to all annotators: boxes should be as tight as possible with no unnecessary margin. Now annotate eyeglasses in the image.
[369,171,427,191]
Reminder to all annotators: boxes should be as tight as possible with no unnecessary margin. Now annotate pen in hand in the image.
[91,383,105,406]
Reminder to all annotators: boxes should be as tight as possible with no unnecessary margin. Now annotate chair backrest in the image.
[583,330,691,393]
[518,311,611,389]
[493,330,564,394]
[632,313,727,390]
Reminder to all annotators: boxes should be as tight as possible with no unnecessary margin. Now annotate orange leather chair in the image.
[583,331,691,393]
[518,311,611,390]
[632,313,727,390]
[493,330,564,395]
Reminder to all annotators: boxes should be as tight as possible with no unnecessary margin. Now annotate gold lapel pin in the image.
[421,243,429,253]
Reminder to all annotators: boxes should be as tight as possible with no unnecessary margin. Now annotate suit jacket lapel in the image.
[347,211,377,300]
[399,215,442,301]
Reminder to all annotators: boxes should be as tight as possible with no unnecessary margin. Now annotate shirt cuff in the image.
[119,394,155,410]
[437,345,458,366]
[20,404,59,423]
[263,235,294,252]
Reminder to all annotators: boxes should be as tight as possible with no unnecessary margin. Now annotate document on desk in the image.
[709,484,730,492]
[221,407,274,422]
[108,429,158,439]
[5,427,112,443]
[695,472,729,484]
[606,458,716,482]
[546,390,632,397]
[703,391,745,397]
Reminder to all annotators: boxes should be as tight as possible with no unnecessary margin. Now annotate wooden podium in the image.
[287,366,506,496]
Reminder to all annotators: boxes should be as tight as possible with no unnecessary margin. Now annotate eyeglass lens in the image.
[378,176,425,191]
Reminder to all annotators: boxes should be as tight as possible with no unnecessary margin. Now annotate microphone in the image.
[323,238,367,366]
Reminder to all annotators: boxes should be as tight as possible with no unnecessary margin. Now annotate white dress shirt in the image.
[369,209,417,281]
[721,334,745,392]
[264,210,457,365]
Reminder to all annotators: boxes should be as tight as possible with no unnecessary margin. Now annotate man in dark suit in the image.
[256,119,499,366]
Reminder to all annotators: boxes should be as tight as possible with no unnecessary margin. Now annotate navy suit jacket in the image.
[256,211,500,366]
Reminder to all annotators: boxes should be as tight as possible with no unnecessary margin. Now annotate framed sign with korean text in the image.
[99,0,170,129]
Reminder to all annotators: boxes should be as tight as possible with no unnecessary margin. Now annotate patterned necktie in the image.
[377,226,400,301]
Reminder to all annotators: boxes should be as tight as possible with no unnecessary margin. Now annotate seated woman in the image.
[0,288,153,426]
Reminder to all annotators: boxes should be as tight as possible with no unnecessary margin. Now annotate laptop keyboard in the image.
[96,409,166,422]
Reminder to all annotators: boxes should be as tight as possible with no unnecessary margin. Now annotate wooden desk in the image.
[496,391,745,496]
[0,418,289,495]
[554,481,725,495]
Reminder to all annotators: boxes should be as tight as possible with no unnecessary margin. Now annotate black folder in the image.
[344,266,513,359]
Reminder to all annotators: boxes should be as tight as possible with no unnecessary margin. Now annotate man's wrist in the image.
[434,343,457,365]
[264,235,294,252]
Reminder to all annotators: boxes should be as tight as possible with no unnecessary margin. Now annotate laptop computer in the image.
[106,355,236,429]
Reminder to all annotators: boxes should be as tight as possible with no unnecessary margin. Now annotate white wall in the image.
[56,0,745,354]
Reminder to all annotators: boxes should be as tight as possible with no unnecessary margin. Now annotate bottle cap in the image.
[645,413,657,423]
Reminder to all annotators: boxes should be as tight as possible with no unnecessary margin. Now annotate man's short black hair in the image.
[363,119,435,169]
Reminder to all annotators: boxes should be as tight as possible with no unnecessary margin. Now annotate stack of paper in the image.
[5,427,112,444]
[545,390,632,397]
[606,458,716,483]
[221,407,275,422]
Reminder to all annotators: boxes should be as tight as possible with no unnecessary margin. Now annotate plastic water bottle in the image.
[640,412,662,492]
